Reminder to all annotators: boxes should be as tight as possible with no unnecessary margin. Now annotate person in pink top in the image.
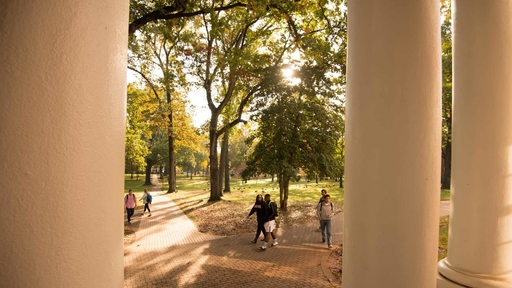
[124,189,137,224]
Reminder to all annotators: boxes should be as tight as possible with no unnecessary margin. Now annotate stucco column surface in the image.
[0,1,128,287]
[437,1,512,287]
[344,1,441,287]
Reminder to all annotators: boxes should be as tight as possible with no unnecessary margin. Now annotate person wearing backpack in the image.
[139,188,152,217]
[259,194,278,251]
[316,194,334,248]
[317,189,327,231]
[124,189,137,224]
[247,194,267,243]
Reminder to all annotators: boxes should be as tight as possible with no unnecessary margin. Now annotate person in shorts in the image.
[259,194,278,251]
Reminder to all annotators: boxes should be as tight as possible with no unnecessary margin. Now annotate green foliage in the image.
[228,127,251,173]
[176,146,196,173]
[441,0,452,150]
[244,92,343,183]
[125,85,152,173]
[128,0,348,200]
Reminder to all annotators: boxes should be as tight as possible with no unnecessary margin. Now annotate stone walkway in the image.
[124,176,451,288]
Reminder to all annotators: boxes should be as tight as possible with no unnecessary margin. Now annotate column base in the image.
[437,272,464,288]
[438,258,512,288]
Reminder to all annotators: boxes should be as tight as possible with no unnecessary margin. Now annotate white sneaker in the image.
[259,246,267,251]
[271,242,278,247]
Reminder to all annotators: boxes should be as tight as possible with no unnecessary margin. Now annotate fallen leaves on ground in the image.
[186,201,329,236]
[328,244,343,280]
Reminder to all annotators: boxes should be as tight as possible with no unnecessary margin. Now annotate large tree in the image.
[128,17,194,192]
[181,1,301,201]
[244,89,343,210]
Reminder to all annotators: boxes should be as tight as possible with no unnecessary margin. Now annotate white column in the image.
[437,1,512,287]
[0,1,128,287]
[343,0,441,287]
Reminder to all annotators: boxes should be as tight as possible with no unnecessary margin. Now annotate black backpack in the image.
[270,201,278,217]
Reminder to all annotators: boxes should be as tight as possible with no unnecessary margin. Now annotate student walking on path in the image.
[317,194,334,248]
[247,194,266,243]
[259,194,279,251]
[139,188,152,217]
[124,189,137,224]
[317,189,327,231]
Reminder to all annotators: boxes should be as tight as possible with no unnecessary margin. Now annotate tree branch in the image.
[127,66,161,102]
[129,2,247,35]
[217,84,260,136]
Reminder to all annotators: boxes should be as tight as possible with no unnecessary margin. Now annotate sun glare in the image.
[282,68,294,78]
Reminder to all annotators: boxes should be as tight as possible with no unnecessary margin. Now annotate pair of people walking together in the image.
[124,188,152,224]
[247,194,278,251]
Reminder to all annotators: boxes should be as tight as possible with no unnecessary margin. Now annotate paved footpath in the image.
[124,176,451,288]
[125,177,342,288]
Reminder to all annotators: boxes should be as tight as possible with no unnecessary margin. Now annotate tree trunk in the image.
[278,173,290,211]
[167,132,176,192]
[441,140,452,189]
[209,116,221,202]
[167,107,177,192]
[441,114,452,190]
[219,135,225,196]
[339,174,343,188]
[223,131,230,192]
[144,157,153,185]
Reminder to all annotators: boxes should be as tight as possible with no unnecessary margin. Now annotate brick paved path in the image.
[124,177,343,288]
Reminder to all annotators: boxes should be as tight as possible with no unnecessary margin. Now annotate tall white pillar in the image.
[0,1,128,287]
[437,1,512,287]
[344,1,441,287]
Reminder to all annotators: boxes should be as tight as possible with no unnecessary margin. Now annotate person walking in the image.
[317,194,334,248]
[139,188,152,217]
[124,189,137,224]
[259,194,278,251]
[247,194,266,243]
[317,189,327,231]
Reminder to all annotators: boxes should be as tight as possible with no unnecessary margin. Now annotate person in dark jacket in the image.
[247,194,267,243]
[259,194,278,251]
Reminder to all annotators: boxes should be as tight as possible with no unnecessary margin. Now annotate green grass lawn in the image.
[124,174,153,195]
[163,174,344,207]
[441,189,450,201]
